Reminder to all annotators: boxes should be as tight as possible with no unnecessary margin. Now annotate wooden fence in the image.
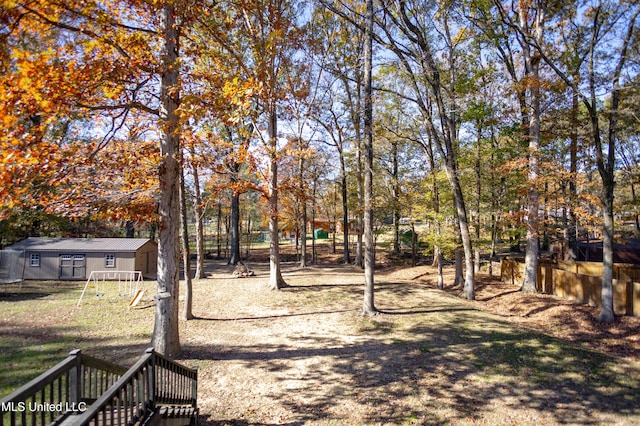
[500,258,640,317]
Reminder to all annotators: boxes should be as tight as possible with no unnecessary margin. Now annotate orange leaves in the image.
[0,0,163,221]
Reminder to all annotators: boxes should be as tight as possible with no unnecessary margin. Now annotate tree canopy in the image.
[2,0,640,353]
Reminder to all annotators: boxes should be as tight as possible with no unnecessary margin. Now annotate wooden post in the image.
[191,367,198,408]
[68,349,82,405]
[145,348,156,409]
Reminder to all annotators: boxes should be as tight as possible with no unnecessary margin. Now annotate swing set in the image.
[77,270,143,306]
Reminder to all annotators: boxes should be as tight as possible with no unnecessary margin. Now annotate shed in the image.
[6,237,157,280]
[314,228,329,239]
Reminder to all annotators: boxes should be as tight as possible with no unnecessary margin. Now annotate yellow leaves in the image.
[452,27,469,46]
[103,84,122,100]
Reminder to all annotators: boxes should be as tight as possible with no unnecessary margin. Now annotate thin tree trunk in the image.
[191,160,205,279]
[437,248,444,290]
[216,201,222,259]
[229,190,241,265]
[474,123,482,274]
[566,85,579,260]
[152,3,181,358]
[341,159,350,263]
[392,140,400,255]
[300,151,307,268]
[633,183,640,233]
[362,0,376,316]
[312,178,317,264]
[411,222,417,267]
[300,201,307,268]
[179,164,193,321]
[267,108,287,290]
[596,8,638,321]
[332,184,337,254]
[600,189,615,322]
[355,125,364,268]
[391,1,475,300]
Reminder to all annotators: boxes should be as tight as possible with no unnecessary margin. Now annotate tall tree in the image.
[1,0,183,355]
[493,0,547,293]
[362,0,377,315]
[313,3,367,267]
[152,2,182,356]
[503,1,640,321]
[378,0,475,299]
[204,0,305,289]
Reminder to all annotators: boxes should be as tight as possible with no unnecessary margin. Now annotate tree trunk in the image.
[355,127,364,268]
[300,151,307,268]
[362,0,377,316]
[437,248,444,290]
[474,124,482,275]
[191,161,206,279]
[595,9,638,321]
[599,188,615,322]
[390,1,475,300]
[633,183,640,234]
[594,8,638,321]
[392,140,400,255]
[312,178,317,264]
[332,184,337,254]
[267,108,287,290]
[179,164,193,321]
[229,190,241,265]
[447,169,474,299]
[126,221,135,238]
[411,222,417,267]
[351,73,364,268]
[341,158,350,263]
[152,3,181,358]
[300,199,307,268]
[520,3,543,294]
[453,246,463,287]
[566,85,579,261]
[216,201,222,259]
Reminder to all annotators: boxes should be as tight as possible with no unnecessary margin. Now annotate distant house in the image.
[5,237,157,280]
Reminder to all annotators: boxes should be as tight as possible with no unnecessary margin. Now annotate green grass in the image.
[0,280,155,397]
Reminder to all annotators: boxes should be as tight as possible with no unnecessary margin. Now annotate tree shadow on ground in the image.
[193,309,356,322]
[182,302,640,425]
[0,281,79,302]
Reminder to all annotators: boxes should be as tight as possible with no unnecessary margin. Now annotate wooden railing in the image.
[1,350,127,426]
[72,348,197,426]
[1,349,197,426]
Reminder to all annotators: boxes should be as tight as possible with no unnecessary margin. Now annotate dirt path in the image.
[175,261,640,425]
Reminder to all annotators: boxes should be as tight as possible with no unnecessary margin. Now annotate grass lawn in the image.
[1,260,639,425]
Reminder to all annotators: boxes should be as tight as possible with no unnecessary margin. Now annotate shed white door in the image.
[59,254,86,279]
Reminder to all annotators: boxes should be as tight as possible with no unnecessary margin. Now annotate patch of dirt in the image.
[181,254,640,425]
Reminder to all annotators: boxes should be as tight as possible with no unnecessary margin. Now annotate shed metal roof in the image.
[6,237,155,253]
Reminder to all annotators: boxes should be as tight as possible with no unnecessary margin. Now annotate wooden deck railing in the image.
[71,348,197,426]
[1,349,197,426]
[0,350,127,426]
